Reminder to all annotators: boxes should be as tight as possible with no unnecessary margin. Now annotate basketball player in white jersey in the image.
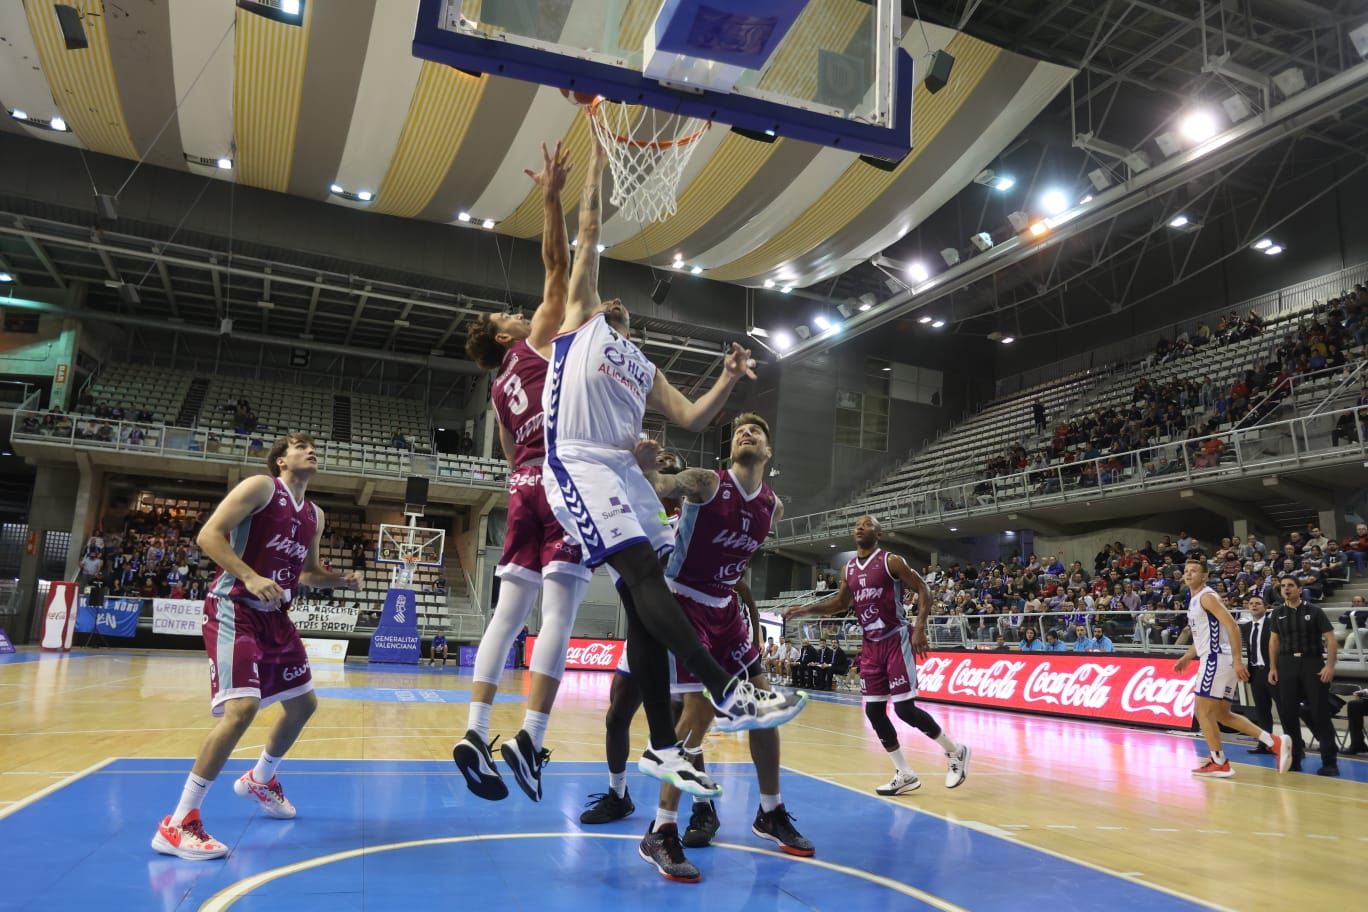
[454,143,594,803]
[543,130,805,791]
[1177,560,1292,777]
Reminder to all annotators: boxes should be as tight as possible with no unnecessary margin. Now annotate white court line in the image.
[0,673,143,707]
[781,765,1237,912]
[0,757,114,821]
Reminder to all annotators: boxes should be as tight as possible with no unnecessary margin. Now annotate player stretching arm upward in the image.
[541,130,806,795]
[785,516,969,795]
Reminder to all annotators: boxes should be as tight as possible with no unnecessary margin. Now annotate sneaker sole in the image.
[750,824,815,857]
[682,827,718,848]
[715,692,809,734]
[453,744,510,801]
[946,745,971,789]
[637,759,721,799]
[500,741,542,802]
[150,831,228,861]
[1274,734,1293,774]
[637,845,701,883]
[875,781,921,796]
[232,778,296,819]
[1192,769,1235,778]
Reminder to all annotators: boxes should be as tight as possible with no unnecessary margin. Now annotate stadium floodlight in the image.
[1155,132,1181,158]
[970,232,993,252]
[1079,194,1093,204]
[931,319,945,328]
[772,330,794,351]
[457,211,472,222]
[1169,215,1190,229]
[917,315,933,324]
[940,247,960,267]
[763,279,775,289]
[1252,238,1273,250]
[1040,189,1069,215]
[1221,93,1253,123]
[907,261,930,283]
[0,272,12,282]
[813,315,831,331]
[1007,210,1030,231]
[1029,221,1048,238]
[1087,168,1112,192]
[690,265,702,275]
[858,293,876,312]
[1272,67,1306,97]
[1000,336,1015,344]
[1263,245,1283,255]
[1178,108,1220,143]
[794,324,811,339]
[993,176,1016,192]
[50,117,67,131]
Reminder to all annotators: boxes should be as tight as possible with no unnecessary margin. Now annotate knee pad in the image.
[864,701,898,748]
[893,699,942,739]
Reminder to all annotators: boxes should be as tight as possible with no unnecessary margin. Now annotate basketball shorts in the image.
[544,441,674,568]
[860,627,918,703]
[1195,651,1238,702]
[667,587,760,695]
[203,594,313,716]
[498,464,589,583]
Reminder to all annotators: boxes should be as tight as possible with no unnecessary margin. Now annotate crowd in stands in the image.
[913,521,1367,651]
[78,506,216,601]
[982,288,1368,486]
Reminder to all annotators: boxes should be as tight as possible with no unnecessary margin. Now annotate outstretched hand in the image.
[722,342,757,381]
[525,141,571,194]
[632,436,662,473]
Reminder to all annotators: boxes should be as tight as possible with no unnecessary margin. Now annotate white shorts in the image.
[1195,651,1237,702]
[543,441,674,568]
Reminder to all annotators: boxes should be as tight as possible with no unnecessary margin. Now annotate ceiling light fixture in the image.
[1040,189,1070,215]
[907,261,930,283]
[49,116,67,132]
[772,331,793,351]
[993,175,1016,192]
[1178,108,1220,143]
[10,109,27,121]
[1169,215,1190,228]
[457,211,472,222]
[216,157,232,170]
[0,272,13,283]
[931,319,945,328]
[1079,194,1093,204]
[763,279,775,289]
[918,315,932,324]
[1000,336,1015,344]
[482,218,495,229]
[813,315,831,330]
[329,183,343,194]
[1263,245,1283,255]
[596,243,605,253]
[1029,221,1048,238]
[1252,238,1272,250]
[356,190,374,201]
[781,285,793,294]
[690,265,702,275]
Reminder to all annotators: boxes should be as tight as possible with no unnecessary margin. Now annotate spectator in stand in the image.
[1032,400,1047,432]
[1344,687,1368,756]
[430,633,448,667]
[1042,630,1067,652]
[1019,627,1044,651]
[1177,531,1196,556]
[1071,625,1094,651]
[1341,523,1368,575]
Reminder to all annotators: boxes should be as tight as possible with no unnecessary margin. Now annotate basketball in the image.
[560,88,598,107]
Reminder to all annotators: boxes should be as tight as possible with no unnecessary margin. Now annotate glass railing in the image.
[773,402,1368,543]
[11,409,509,491]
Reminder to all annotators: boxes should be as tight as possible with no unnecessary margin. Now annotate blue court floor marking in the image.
[0,758,1209,912]
[313,686,525,704]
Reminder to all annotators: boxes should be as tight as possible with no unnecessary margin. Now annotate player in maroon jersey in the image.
[151,433,362,860]
[630,414,813,883]
[455,143,593,803]
[785,516,969,796]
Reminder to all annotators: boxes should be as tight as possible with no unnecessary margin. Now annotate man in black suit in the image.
[1241,596,1277,754]
[796,640,820,689]
[811,638,839,691]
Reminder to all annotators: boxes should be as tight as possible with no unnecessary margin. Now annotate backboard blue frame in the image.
[411,0,915,163]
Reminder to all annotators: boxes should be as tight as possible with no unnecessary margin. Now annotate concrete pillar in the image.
[64,456,103,581]
[1317,507,1341,541]
[16,530,48,644]
[1231,518,1250,542]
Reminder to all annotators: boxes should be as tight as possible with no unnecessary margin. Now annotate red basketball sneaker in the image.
[1191,758,1234,778]
[234,771,297,818]
[151,809,229,860]
[1271,733,1293,774]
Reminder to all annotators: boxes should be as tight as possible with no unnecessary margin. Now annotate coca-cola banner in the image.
[915,651,1199,728]
[526,636,625,672]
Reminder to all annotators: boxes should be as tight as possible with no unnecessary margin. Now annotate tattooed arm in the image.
[559,131,608,332]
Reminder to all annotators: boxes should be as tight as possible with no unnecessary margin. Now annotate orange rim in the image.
[587,97,711,149]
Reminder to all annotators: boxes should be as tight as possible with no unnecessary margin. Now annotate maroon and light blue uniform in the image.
[203,477,317,716]
[847,548,919,704]
[664,470,775,693]
[491,339,587,583]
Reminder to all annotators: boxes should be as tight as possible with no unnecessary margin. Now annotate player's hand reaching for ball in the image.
[245,573,284,608]
[524,141,571,195]
[723,343,757,381]
[633,436,662,472]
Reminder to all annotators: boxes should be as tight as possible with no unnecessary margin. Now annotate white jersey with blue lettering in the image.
[545,312,656,452]
[1186,585,1231,659]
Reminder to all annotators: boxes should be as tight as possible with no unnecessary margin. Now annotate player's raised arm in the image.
[527,142,572,349]
[560,131,608,332]
[637,442,719,504]
[646,343,756,432]
[784,577,852,620]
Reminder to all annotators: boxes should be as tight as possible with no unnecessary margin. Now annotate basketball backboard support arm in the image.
[411,0,914,163]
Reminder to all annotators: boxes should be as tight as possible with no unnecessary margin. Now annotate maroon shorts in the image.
[498,464,588,583]
[203,595,313,716]
[860,627,918,703]
[668,586,760,694]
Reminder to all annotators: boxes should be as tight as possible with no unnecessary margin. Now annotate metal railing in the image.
[772,402,1368,544]
[11,408,509,490]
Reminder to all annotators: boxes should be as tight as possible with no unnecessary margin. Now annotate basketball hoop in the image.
[584,98,710,223]
[395,553,419,589]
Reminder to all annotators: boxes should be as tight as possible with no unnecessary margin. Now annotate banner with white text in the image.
[289,604,359,633]
[152,598,205,636]
[913,651,1200,728]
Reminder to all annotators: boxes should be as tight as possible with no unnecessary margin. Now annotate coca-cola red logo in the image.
[527,636,625,671]
[915,651,1199,728]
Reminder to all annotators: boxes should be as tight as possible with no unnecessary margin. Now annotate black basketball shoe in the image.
[501,729,550,802]
[682,801,720,848]
[752,804,815,857]
[638,823,700,883]
[452,730,508,801]
[580,787,635,824]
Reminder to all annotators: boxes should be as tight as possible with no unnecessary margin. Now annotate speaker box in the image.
[925,50,955,94]
[651,279,672,305]
[405,476,430,507]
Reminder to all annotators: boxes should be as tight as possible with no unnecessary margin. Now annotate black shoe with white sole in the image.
[580,787,634,824]
[501,729,550,802]
[752,804,815,857]
[453,730,509,801]
[639,823,700,883]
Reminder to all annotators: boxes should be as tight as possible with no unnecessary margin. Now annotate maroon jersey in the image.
[664,469,776,607]
[846,548,906,643]
[491,339,548,467]
[210,477,318,610]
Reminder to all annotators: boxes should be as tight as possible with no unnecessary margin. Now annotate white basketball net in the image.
[394,554,418,588]
[586,101,710,223]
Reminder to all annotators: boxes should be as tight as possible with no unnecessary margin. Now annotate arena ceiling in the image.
[0,0,1072,290]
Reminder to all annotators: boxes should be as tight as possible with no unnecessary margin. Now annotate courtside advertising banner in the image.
[39,582,79,651]
[0,628,15,654]
[301,637,349,663]
[152,598,205,636]
[75,596,141,638]
[289,603,359,633]
[914,651,1200,728]
[526,636,625,672]
[369,588,420,664]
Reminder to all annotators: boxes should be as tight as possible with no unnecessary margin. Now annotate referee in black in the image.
[1268,576,1339,776]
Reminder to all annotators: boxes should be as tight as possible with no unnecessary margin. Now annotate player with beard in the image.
[543,132,805,799]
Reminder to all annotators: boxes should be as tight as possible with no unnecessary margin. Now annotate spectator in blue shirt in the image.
[429,634,448,666]
[1043,630,1068,652]
[1072,625,1095,652]
[1088,624,1115,653]
[1019,627,1045,651]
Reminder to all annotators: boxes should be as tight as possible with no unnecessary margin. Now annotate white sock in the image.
[171,773,211,825]
[467,701,492,741]
[251,751,282,784]
[1212,750,1227,764]
[934,733,956,754]
[1258,731,1274,747]
[654,807,678,830]
[522,710,550,751]
[759,793,782,813]
[888,748,913,776]
[609,771,628,797]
